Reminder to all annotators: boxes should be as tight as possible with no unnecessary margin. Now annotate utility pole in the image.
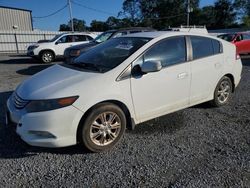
[187,0,190,26]
[68,0,74,32]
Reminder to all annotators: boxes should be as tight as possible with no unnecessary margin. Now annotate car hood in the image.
[16,64,99,100]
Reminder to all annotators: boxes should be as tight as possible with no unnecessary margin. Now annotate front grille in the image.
[12,92,29,109]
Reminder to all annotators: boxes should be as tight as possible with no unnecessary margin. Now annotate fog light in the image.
[28,131,56,138]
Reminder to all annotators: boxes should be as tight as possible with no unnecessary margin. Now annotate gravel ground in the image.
[0,55,250,187]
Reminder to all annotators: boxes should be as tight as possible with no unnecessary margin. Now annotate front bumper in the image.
[6,97,84,148]
[27,50,35,57]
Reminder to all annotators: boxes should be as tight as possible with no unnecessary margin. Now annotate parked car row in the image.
[27,32,97,63]
[27,28,155,63]
[64,27,155,64]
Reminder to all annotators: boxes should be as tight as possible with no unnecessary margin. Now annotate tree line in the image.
[59,0,250,31]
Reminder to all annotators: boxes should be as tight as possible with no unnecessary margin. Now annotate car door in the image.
[54,35,75,56]
[189,36,224,104]
[131,36,191,122]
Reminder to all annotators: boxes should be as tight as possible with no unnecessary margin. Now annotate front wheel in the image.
[210,76,233,107]
[80,103,126,152]
[40,51,54,63]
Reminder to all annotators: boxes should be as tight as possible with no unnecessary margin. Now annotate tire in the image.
[210,76,233,107]
[40,51,54,63]
[80,103,126,152]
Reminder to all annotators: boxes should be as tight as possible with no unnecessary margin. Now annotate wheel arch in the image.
[76,100,135,144]
[39,49,55,58]
[224,73,235,92]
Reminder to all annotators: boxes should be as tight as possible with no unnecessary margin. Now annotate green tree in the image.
[90,20,109,31]
[139,0,186,29]
[59,18,87,31]
[214,0,236,28]
[69,18,87,31]
[242,15,250,27]
[119,0,141,26]
[106,16,120,29]
[59,24,71,31]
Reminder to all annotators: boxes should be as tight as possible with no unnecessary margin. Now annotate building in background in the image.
[0,6,33,31]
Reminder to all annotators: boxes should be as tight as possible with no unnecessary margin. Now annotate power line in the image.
[33,4,68,19]
[71,0,116,16]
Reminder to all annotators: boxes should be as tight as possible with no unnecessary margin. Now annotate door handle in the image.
[178,72,188,79]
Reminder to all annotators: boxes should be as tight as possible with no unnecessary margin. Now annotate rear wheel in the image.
[80,103,126,152]
[40,51,54,63]
[210,76,233,107]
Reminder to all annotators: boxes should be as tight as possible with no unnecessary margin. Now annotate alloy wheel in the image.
[90,112,121,146]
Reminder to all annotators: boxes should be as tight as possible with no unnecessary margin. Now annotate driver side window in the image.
[143,36,186,67]
[57,35,74,43]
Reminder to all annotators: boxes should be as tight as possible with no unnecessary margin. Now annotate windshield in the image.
[49,34,64,42]
[217,34,236,42]
[94,31,114,43]
[73,37,151,73]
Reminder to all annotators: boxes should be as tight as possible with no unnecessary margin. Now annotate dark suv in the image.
[64,27,155,64]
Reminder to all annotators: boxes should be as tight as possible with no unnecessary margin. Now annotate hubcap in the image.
[42,53,52,62]
[90,112,121,146]
[217,80,231,103]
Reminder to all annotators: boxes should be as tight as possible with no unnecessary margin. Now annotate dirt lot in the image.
[0,55,250,187]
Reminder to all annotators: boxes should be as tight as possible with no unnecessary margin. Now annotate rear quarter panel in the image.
[221,41,242,87]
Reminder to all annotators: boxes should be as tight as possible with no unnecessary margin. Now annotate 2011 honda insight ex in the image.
[6,32,242,152]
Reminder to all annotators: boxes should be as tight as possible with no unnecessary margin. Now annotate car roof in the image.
[121,31,212,39]
[105,27,155,33]
[63,32,93,36]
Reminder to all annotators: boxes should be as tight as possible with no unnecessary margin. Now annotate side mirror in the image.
[141,60,162,73]
[55,40,62,45]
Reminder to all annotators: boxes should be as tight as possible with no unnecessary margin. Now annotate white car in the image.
[7,31,242,152]
[27,33,96,63]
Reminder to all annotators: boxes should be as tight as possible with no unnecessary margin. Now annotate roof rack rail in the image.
[179,25,206,29]
[165,25,208,34]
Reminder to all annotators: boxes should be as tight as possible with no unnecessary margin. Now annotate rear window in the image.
[190,36,214,60]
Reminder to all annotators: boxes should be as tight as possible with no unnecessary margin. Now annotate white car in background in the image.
[7,31,242,152]
[27,33,96,63]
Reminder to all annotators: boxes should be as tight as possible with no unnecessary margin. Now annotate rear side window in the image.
[74,35,88,42]
[144,36,186,67]
[190,36,213,59]
[212,39,222,54]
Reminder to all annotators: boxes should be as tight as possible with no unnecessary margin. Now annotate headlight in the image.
[28,45,39,51]
[26,96,79,113]
[69,49,81,57]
